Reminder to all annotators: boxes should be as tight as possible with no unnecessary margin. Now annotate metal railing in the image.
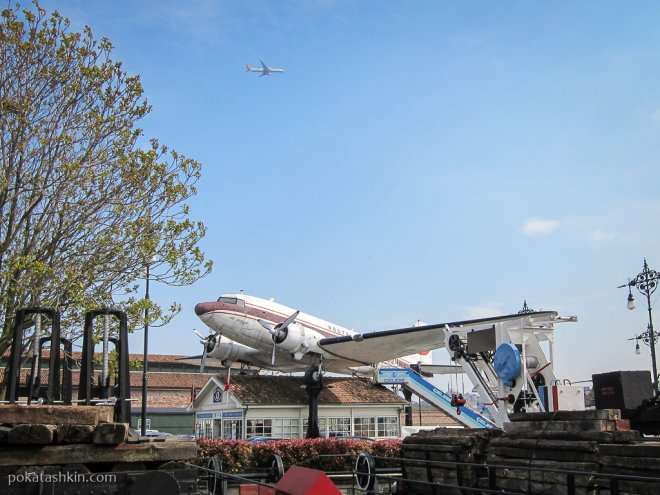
[191,450,660,494]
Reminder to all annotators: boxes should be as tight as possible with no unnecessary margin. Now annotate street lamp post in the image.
[140,261,151,436]
[619,259,660,396]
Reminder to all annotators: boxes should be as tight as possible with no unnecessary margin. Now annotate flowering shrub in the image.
[251,439,319,469]
[315,438,371,472]
[197,439,252,473]
[371,439,403,468]
[197,438,402,473]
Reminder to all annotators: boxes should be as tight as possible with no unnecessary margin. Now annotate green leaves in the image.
[0,1,211,347]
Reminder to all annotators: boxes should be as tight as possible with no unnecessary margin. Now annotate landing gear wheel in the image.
[304,367,322,388]
[354,452,376,491]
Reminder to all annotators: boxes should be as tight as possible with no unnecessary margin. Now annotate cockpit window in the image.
[217,297,245,307]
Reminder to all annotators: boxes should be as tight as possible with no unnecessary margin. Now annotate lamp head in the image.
[627,289,636,311]
[635,341,641,355]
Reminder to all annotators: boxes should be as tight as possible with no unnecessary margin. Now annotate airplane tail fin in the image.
[418,350,433,365]
[245,64,251,72]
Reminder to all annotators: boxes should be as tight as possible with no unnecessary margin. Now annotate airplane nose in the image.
[195,302,217,316]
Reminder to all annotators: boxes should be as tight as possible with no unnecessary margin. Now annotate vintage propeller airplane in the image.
[184,293,574,383]
[182,293,435,378]
[185,293,577,432]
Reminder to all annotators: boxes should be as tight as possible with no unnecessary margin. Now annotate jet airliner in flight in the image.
[245,60,285,77]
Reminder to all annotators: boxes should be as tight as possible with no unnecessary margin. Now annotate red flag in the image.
[224,368,231,391]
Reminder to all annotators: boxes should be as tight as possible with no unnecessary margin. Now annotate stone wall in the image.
[401,410,660,495]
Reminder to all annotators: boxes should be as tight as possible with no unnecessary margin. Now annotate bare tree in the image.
[0,2,212,356]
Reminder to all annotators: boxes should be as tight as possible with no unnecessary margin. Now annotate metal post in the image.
[27,313,41,404]
[646,290,658,395]
[101,313,110,399]
[620,259,660,395]
[402,389,413,426]
[304,367,323,438]
[141,262,150,435]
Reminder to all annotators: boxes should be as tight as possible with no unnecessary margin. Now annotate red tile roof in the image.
[2,350,210,366]
[216,375,407,406]
[0,368,407,404]
[129,371,212,389]
[0,369,215,390]
[0,366,408,410]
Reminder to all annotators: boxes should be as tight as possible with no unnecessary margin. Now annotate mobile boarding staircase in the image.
[376,367,496,428]
[375,310,578,428]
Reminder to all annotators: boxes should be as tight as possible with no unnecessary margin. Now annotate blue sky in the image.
[38,1,660,385]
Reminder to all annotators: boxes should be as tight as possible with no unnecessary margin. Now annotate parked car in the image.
[176,434,196,440]
[330,435,375,442]
[246,436,286,444]
[143,429,173,437]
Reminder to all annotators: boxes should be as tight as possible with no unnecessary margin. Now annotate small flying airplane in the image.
[245,60,285,77]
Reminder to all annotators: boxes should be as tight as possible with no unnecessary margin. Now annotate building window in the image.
[303,417,327,437]
[353,417,375,437]
[246,419,272,438]
[223,419,243,440]
[137,418,151,431]
[196,420,214,439]
[273,418,300,439]
[377,416,399,438]
[328,417,351,437]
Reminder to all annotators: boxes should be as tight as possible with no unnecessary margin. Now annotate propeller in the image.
[193,328,219,373]
[258,310,299,366]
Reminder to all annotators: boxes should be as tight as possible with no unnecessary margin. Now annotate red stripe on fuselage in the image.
[245,303,335,337]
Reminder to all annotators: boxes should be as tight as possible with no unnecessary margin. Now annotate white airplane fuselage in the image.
[246,61,285,76]
[194,294,429,375]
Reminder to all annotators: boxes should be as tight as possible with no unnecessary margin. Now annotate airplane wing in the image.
[317,311,558,366]
[175,353,309,372]
[176,355,225,369]
[318,323,446,365]
[420,364,466,375]
[260,60,268,70]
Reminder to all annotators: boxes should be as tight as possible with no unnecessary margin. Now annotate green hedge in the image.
[197,438,402,473]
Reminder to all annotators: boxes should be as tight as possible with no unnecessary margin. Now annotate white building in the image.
[192,374,408,440]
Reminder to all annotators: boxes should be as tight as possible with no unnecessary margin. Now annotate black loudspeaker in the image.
[592,370,653,412]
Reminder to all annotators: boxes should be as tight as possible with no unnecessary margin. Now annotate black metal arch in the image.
[79,309,131,423]
[6,307,61,404]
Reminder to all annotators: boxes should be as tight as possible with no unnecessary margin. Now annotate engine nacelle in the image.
[276,322,316,360]
[348,366,375,377]
[209,341,254,365]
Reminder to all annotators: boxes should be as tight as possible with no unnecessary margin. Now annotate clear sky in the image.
[37,0,660,386]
